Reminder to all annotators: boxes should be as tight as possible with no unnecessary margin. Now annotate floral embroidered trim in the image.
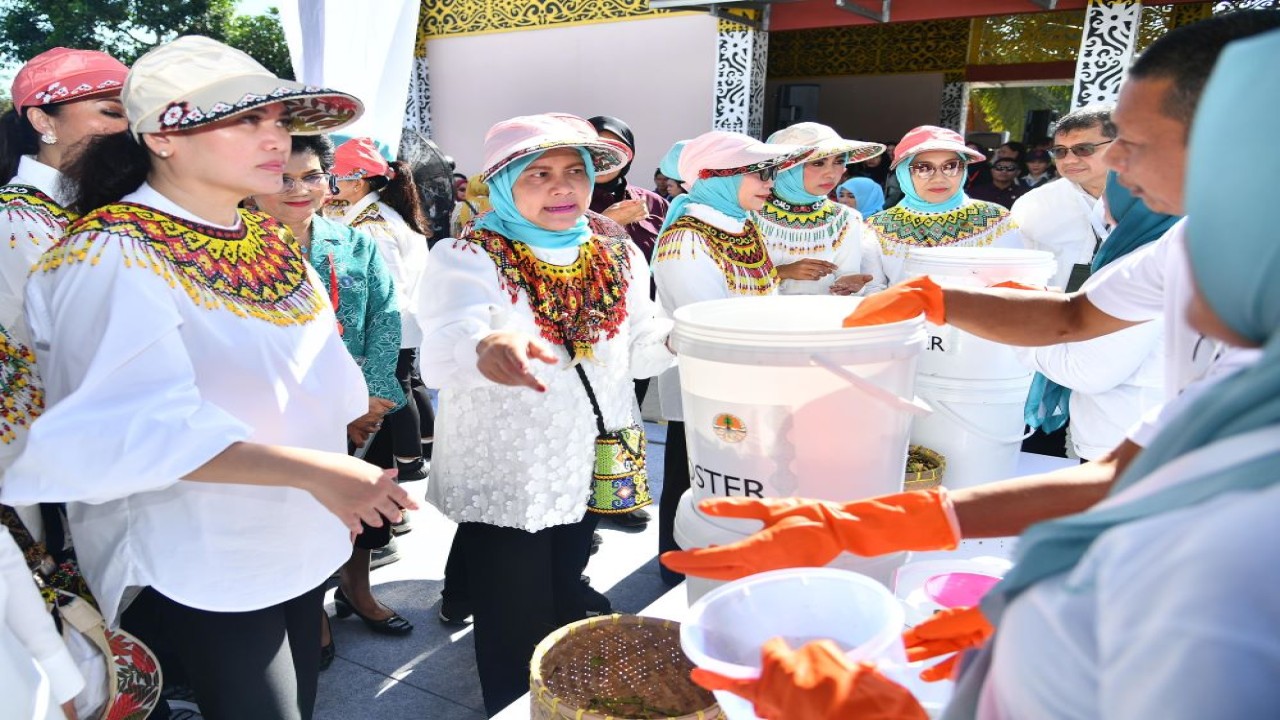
[40,203,325,326]
[482,139,628,182]
[868,200,1012,250]
[655,216,777,296]
[697,147,814,180]
[152,87,360,134]
[0,184,78,249]
[32,78,121,106]
[465,229,631,362]
[0,322,43,445]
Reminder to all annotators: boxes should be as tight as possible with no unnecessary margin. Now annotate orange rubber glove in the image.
[988,280,1043,291]
[842,276,945,327]
[902,606,994,682]
[660,489,959,581]
[692,638,929,720]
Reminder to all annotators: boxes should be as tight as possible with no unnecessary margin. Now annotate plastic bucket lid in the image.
[904,246,1057,273]
[672,295,925,366]
[681,567,905,680]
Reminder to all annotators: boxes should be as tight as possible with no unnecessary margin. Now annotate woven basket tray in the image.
[530,614,721,720]
[904,444,946,491]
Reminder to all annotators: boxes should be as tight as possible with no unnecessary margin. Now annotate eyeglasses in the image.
[279,173,331,193]
[992,165,1020,172]
[757,165,779,182]
[1047,140,1113,159]
[907,160,966,179]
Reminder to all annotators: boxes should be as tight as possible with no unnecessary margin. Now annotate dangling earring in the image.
[40,133,56,145]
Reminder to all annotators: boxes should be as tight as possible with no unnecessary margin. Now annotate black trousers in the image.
[384,348,426,460]
[658,421,690,567]
[455,516,597,716]
[123,585,324,720]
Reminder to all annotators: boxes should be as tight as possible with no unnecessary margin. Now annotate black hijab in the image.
[588,115,635,205]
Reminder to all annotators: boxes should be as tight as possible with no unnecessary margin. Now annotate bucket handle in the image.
[927,397,1034,445]
[810,354,933,417]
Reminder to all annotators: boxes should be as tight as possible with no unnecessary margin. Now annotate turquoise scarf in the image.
[839,177,885,215]
[772,163,826,205]
[657,174,745,236]
[1023,171,1181,433]
[472,149,596,249]
[660,140,687,183]
[894,153,966,213]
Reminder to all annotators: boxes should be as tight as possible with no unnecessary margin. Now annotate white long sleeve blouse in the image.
[418,229,673,532]
[327,193,429,349]
[0,185,364,625]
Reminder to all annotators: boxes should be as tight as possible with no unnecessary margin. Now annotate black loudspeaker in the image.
[1024,109,1058,144]
[775,83,820,129]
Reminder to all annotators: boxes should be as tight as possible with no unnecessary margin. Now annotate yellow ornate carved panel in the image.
[768,19,969,78]
[416,0,685,47]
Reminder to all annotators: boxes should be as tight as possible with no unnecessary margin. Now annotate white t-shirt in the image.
[1,184,363,625]
[1011,178,1107,289]
[1083,219,1219,399]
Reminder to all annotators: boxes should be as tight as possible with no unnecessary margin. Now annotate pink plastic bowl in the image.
[923,572,1000,608]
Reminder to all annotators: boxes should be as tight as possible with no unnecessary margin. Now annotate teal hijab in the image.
[1023,171,1181,433]
[660,140,687,183]
[657,175,745,236]
[772,163,826,205]
[839,177,885,215]
[472,148,596,249]
[986,26,1280,623]
[894,153,966,213]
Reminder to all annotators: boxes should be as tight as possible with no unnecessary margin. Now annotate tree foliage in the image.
[0,0,290,79]
[971,85,1072,143]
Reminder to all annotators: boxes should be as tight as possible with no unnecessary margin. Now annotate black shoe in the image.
[580,575,612,616]
[438,596,473,626]
[396,457,428,482]
[604,508,651,528]
[320,613,336,670]
[390,510,413,536]
[333,588,414,635]
[590,531,602,556]
[370,538,401,570]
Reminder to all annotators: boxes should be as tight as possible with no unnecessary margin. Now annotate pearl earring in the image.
[158,151,170,158]
[39,133,56,145]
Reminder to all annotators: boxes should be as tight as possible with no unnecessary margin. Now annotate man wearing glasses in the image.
[1010,105,1116,291]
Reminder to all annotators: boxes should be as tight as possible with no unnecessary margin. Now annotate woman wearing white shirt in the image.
[1018,175,1175,459]
[0,36,414,720]
[418,113,674,715]
[325,137,433,480]
[650,130,811,584]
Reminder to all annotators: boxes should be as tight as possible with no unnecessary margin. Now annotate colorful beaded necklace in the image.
[467,228,631,363]
[755,197,852,258]
[1,184,78,249]
[0,320,43,445]
[41,203,325,326]
[655,215,777,296]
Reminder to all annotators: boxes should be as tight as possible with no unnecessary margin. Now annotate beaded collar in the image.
[655,215,777,296]
[465,228,631,363]
[41,203,325,326]
[867,201,1010,248]
[1,184,78,248]
[756,197,853,258]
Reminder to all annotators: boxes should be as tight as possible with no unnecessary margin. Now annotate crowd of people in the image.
[0,8,1277,720]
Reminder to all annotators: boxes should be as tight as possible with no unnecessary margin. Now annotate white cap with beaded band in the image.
[676,130,814,189]
[123,35,363,139]
[766,122,885,165]
[480,113,631,182]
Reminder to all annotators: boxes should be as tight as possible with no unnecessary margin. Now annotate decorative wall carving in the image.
[401,54,432,150]
[714,19,756,135]
[768,19,969,78]
[1072,0,1142,109]
[939,70,967,133]
[416,0,679,40]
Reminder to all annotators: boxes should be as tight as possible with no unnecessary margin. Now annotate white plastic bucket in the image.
[912,374,1032,490]
[673,489,908,604]
[903,247,1056,381]
[681,568,906,720]
[671,296,927,523]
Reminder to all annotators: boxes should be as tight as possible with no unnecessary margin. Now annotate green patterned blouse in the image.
[305,215,404,408]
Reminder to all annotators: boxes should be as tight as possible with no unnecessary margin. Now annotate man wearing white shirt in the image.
[1010,106,1114,290]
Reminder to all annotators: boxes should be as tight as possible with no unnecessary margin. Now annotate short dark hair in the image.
[1129,10,1280,127]
[291,134,335,172]
[1051,104,1116,140]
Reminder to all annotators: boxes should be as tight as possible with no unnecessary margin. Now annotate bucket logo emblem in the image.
[712,413,748,443]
